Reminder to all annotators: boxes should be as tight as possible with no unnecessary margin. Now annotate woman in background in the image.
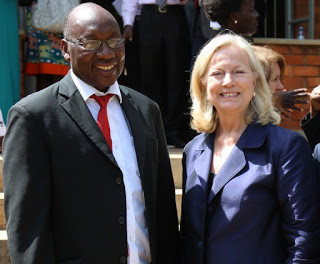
[180,33,320,264]
[203,0,259,40]
[253,45,309,118]
[18,0,70,91]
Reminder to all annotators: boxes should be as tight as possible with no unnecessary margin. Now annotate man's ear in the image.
[230,12,238,25]
[61,39,71,62]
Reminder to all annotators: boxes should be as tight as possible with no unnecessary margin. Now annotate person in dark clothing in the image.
[203,0,259,40]
[301,85,320,151]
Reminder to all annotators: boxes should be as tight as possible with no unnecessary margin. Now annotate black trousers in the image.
[125,16,141,92]
[138,4,190,139]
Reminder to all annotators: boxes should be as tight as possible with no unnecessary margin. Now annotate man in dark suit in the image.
[3,3,179,263]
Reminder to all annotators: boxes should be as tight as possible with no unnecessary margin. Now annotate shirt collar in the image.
[70,69,122,103]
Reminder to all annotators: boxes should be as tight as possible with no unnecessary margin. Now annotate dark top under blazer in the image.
[301,112,320,151]
[180,123,320,264]
[3,72,179,264]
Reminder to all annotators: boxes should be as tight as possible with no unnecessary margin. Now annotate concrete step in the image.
[169,148,183,189]
[0,193,4,230]
[0,231,10,263]
[175,189,182,222]
[169,148,183,221]
[0,154,11,263]
[0,154,3,192]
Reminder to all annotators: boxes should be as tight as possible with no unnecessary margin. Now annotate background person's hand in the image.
[279,108,293,119]
[310,85,320,118]
[275,88,309,111]
[122,25,133,43]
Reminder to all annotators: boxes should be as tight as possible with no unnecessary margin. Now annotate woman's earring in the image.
[253,92,256,97]
[234,20,238,24]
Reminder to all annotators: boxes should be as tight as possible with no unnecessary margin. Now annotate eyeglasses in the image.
[66,38,124,51]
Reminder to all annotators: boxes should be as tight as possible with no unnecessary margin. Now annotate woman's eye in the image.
[212,72,223,76]
[234,71,245,77]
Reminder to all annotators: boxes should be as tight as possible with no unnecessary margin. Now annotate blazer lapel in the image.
[194,134,214,192]
[208,123,269,202]
[209,143,246,202]
[58,72,117,166]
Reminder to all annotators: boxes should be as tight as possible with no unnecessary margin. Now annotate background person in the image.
[203,0,259,40]
[18,0,70,91]
[122,0,191,148]
[301,84,320,150]
[252,45,309,118]
[180,33,320,264]
[188,0,258,76]
[3,3,179,263]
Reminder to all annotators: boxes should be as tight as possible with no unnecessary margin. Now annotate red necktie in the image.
[91,94,113,151]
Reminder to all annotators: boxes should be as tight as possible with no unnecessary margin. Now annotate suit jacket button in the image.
[197,241,203,248]
[119,216,125,225]
[116,177,122,184]
[120,255,127,263]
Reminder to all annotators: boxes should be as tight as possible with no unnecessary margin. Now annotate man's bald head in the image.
[63,3,119,40]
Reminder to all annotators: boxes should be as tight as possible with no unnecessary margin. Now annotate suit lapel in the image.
[58,72,117,166]
[208,123,269,203]
[208,143,246,202]
[194,134,214,192]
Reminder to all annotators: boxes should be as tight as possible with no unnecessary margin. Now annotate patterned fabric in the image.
[24,3,69,76]
[156,0,167,8]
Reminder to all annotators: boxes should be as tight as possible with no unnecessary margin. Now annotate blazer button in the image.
[116,177,123,184]
[119,216,125,225]
[120,255,127,263]
[197,241,203,248]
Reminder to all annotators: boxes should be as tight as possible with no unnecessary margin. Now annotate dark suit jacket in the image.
[3,72,179,263]
[180,123,320,264]
[301,112,320,151]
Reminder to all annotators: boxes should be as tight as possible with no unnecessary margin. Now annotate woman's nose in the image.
[277,80,284,90]
[222,73,235,86]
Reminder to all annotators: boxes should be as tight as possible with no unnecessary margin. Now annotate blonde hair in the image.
[190,33,281,133]
[252,45,285,82]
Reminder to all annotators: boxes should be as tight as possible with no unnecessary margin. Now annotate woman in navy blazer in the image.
[180,33,320,264]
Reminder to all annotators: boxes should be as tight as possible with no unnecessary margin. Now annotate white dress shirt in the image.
[71,70,151,264]
[122,0,184,26]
